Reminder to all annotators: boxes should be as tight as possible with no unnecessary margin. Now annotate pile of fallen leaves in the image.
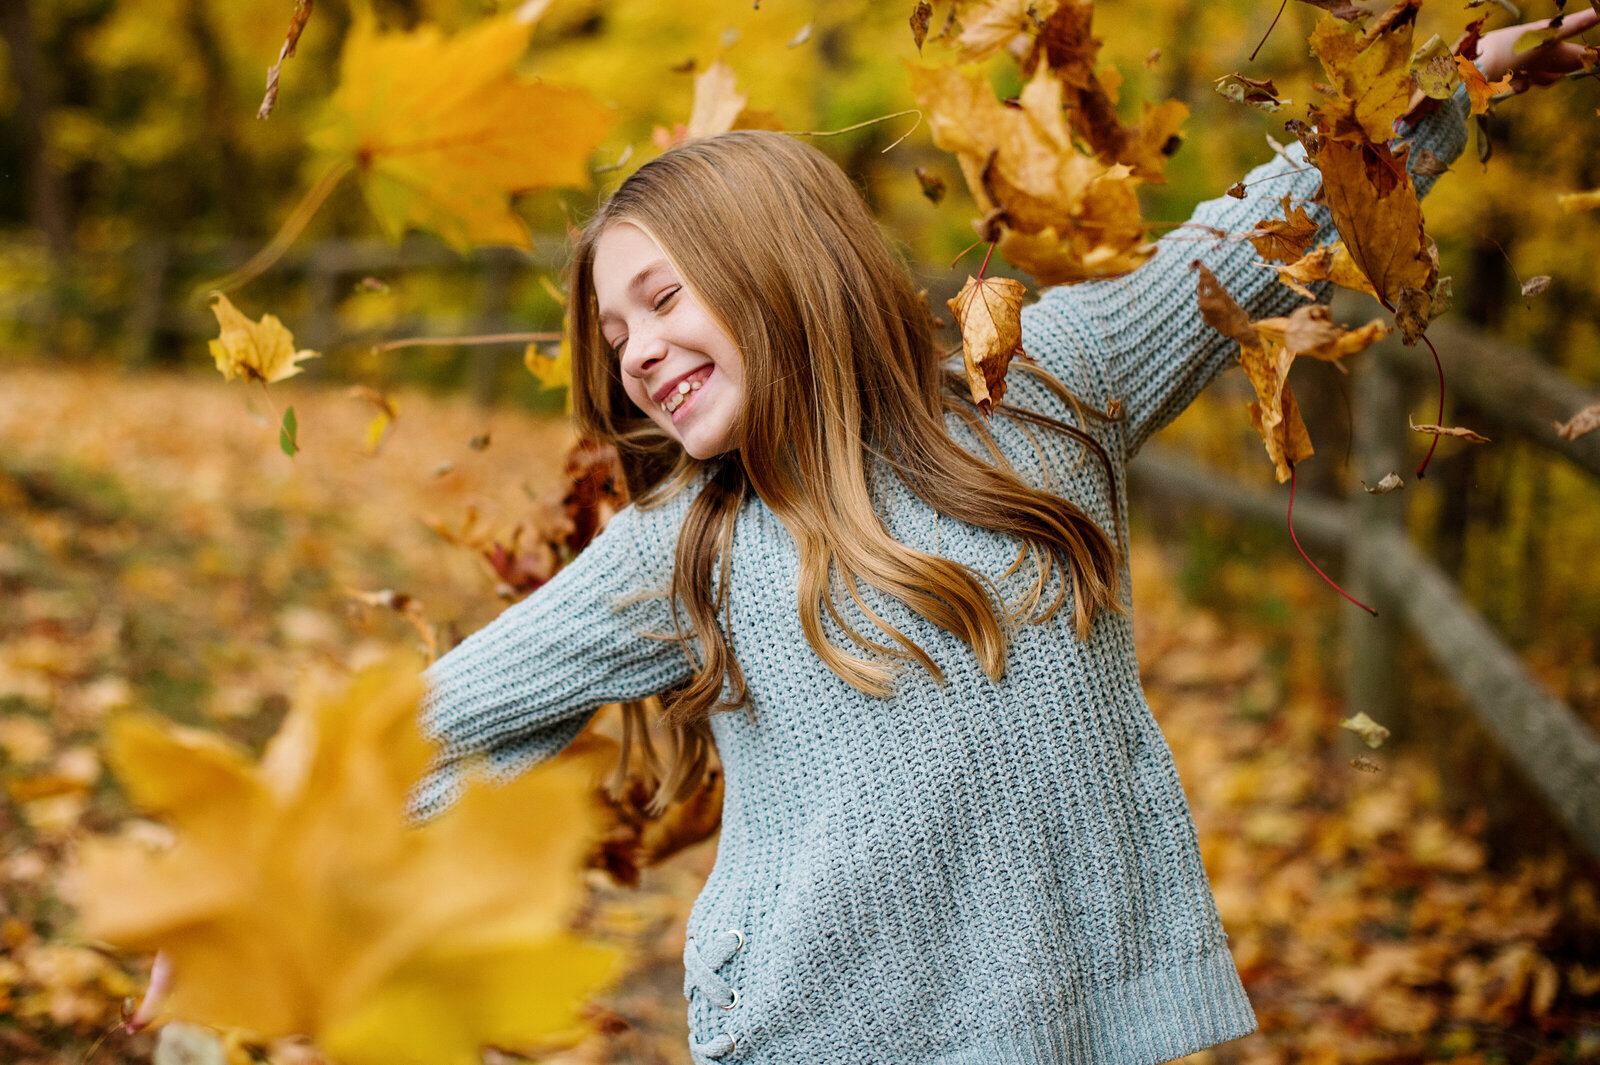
[0,366,1596,1064]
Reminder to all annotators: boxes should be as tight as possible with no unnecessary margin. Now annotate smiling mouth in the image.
[661,377,704,415]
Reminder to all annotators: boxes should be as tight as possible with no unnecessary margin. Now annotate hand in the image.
[1474,7,1597,90]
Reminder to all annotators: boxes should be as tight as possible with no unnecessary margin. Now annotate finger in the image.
[1551,7,1598,39]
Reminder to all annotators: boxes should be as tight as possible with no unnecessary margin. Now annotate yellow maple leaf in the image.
[957,0,1061,61]
[947,274,1029,414]
[1274,241,1379,300]
[909,63,1152,284]
[71,661,618,1065]
[1309,5,1418,143]
[309,12,615,251]
[1250,196,1321,264]
[207,292,318,384]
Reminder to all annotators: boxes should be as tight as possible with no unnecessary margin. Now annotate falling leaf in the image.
[947,274,1029,414]
[1453,55,1515,115]
[1215,73,1289,111]
[207,293,319,385]
[1408,34,1461,100]
[1559,189,1600,212]
[910,63,1154,284]
[1431,276,1453,319]
[1315,138,1436,315]
[1250,196,1320,263]
[687,60,746,140]
[468,433,491,452]
[1410,146,1449,177]
[71,663,620,1065]
[1308,7,1418,143]
[279,407,300,458]
[1192,261,1257,351]
[1226,181,1248,199]
[1194,262,1312,481]
[259,0,316,120]
[526,339,572,394]
[349,386,398,455]
[1362,472,1405,493]
[1553,402,1600,441]
[1275,242,1380,301]
[1349,756,1383,773]
[1341,711,1392,749]
[956,0,1057,62]
[910,0,933,52]
[1409,416,1490,442]
[788,22,813,47]
[1253,305,1391,362]
[1520,275,1552,298]
[915,167,947,204]
[309,13,615,251]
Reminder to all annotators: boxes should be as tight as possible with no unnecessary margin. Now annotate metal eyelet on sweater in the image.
[721,987,740,1010]
[724,928,745,953]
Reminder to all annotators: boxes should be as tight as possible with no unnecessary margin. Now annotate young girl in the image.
[412,17,1591,1065]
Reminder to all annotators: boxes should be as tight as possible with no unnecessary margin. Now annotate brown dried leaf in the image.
[1253,305,1391,361]
[259,0,316,120]
[687,60,746,140]
[910,0,933,52]
[1226,181,1247,199]
[1521,275,1552,298]
[1193,261,1258,351]
[1250,196,1320,263]
[1215,73,1289,111]
[915,167,947,204]
[1553,402,1600,441]
[1410,146,1450,177]
[1409,416,1490,443]
[1316,138,1436,309]
[947,274,1029,414]
[1362,472,1405,493]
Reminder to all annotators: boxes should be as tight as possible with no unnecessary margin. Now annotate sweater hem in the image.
[931,945,1257,1065]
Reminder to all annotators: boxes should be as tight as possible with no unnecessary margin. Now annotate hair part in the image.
[568,130,1124,806]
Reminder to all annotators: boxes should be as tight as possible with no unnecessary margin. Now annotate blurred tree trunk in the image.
[1,0,72,258]
[183,0,249,234]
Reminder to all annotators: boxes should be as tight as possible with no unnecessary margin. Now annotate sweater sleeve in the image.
[408,501,695,821]
[1021,86,1473,460]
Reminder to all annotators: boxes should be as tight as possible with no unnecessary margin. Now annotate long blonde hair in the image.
[568,131,1122,802]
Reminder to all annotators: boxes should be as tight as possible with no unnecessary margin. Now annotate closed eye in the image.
[654,286,680,311]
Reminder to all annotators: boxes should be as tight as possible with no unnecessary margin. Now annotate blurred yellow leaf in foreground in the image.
[310,12,615,251]
[71,661,618,1065]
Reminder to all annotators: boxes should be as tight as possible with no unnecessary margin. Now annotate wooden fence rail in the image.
[1128,319,1600,862]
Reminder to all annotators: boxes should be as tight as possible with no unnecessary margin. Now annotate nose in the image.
[619,321,669,381]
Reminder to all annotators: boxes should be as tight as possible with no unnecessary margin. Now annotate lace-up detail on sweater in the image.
[685,929,743,1061]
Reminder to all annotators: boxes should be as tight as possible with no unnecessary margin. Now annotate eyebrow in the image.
[597,260,671,326]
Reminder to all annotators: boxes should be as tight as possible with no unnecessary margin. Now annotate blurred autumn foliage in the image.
[2,0,1600,1063]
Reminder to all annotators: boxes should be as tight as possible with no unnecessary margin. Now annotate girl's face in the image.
[593,222,745,460]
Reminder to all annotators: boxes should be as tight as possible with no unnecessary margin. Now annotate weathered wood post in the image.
[1343,345,1407,733]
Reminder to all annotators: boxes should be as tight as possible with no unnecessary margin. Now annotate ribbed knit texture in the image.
[413,93,1469,1065]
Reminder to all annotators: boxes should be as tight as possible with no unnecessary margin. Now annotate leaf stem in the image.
[370,330,562,354]
[977,242,996,280]
[1416,330,1445,479]
[192,160,354,301]
[790,109,923,153]
[1249,0,1290,62]
[1289,463,1377,616]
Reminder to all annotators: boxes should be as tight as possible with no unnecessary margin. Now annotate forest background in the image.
[1,0,1599,1064]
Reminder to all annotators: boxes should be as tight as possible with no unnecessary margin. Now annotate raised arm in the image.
[408,500,695,821]
[1021,88,1470,460]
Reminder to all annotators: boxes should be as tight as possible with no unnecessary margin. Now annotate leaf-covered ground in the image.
[0,366,1596,1065]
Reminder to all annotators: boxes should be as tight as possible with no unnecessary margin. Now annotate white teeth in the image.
[661,375,706,414]
[690,380,702,391]
[678,381,691,395]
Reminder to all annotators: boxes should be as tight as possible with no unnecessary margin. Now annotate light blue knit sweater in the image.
[414,94,1470,1065]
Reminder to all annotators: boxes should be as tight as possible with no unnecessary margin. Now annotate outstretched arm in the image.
[408,501,695,821]
[1020,10,1594,461]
